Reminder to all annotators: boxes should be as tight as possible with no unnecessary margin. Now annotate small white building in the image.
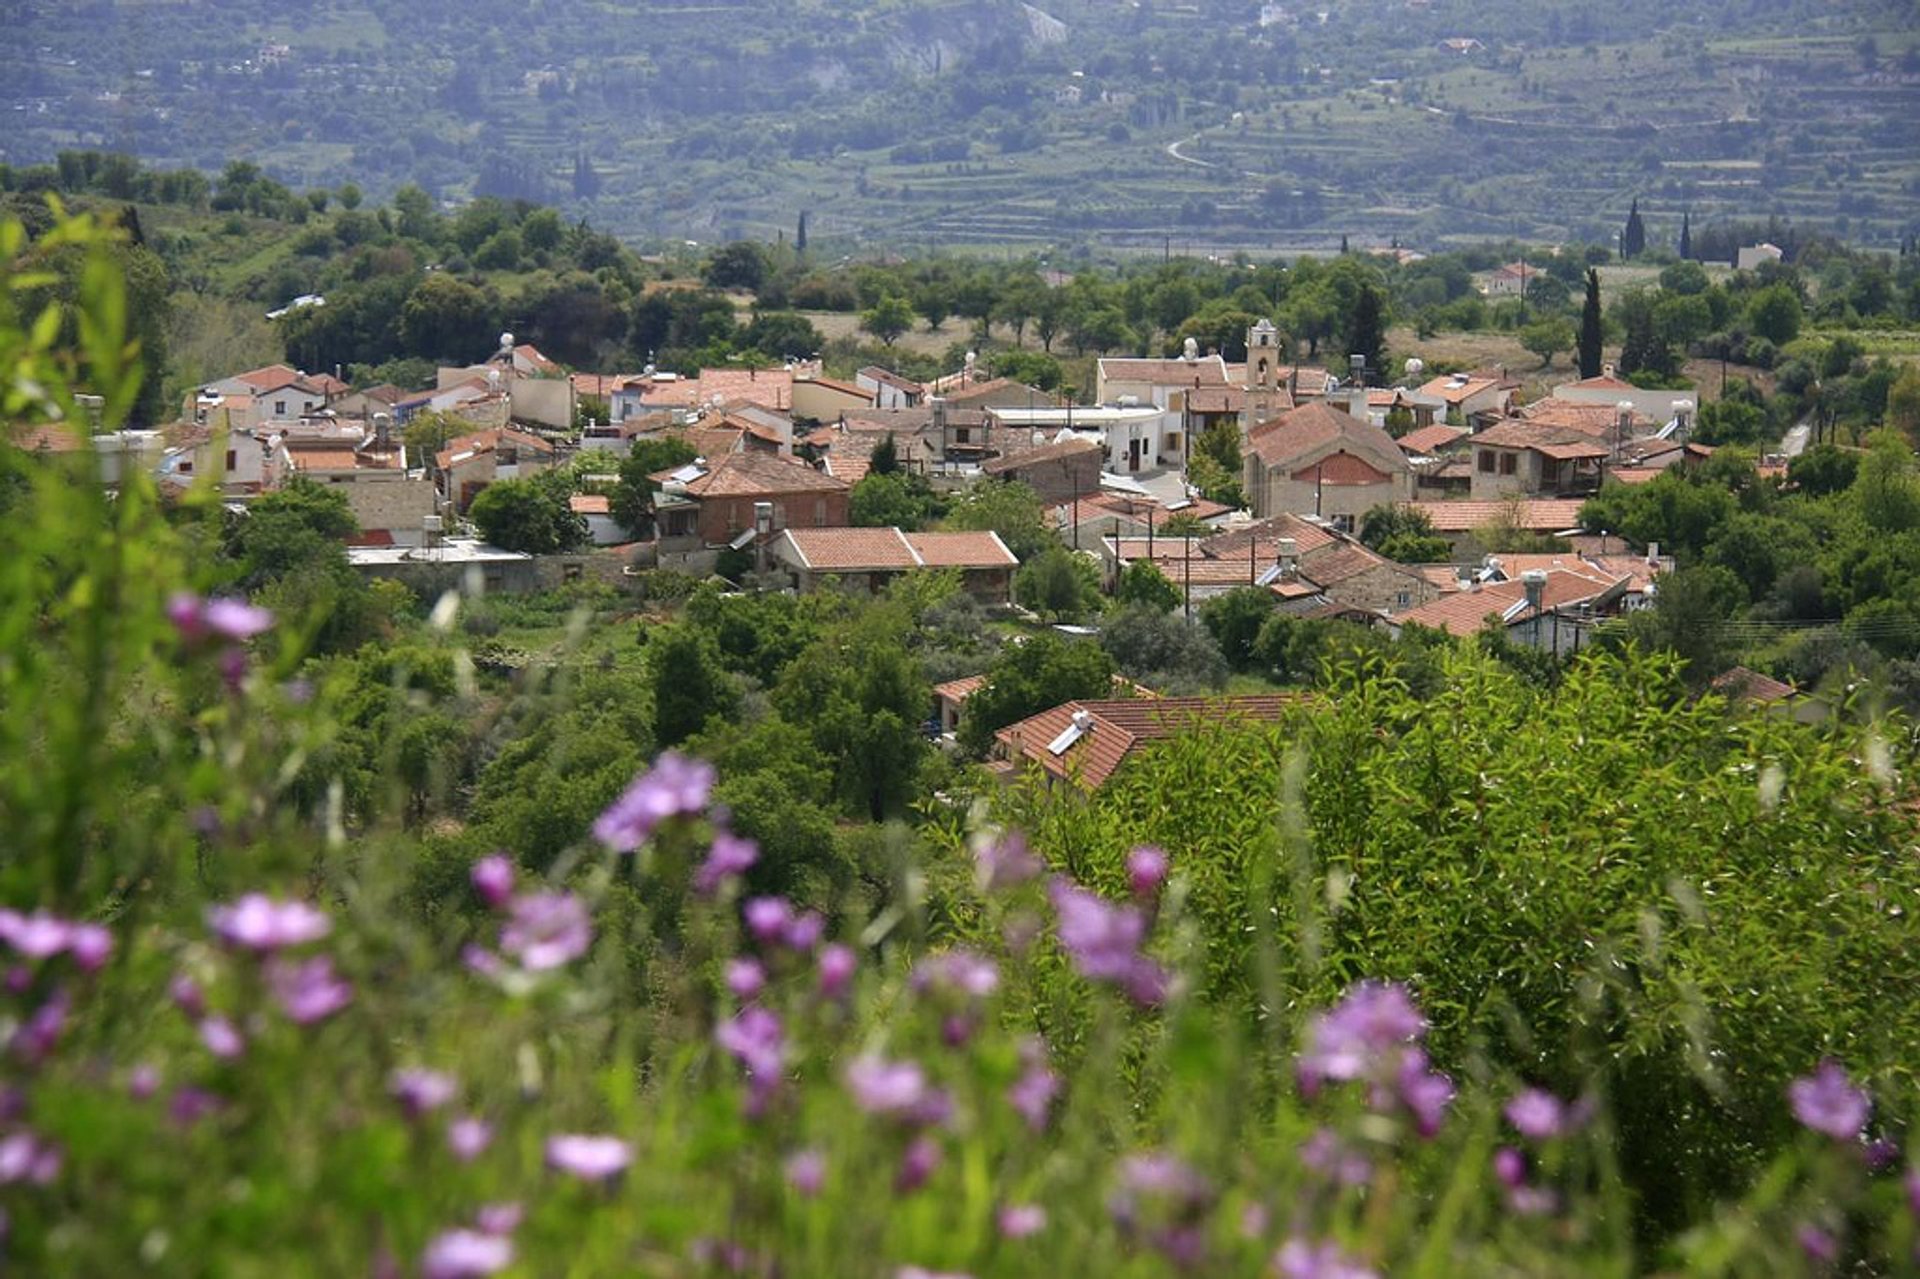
[1736,243,1785,271]
[985,405,1179,475]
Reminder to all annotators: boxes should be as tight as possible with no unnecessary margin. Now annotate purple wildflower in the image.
[470,856,514,910]
[206,894,331,952]
[67,923,111,971]
[1299,1129,1371,1187]
[217,646,249,693]
[1507,1184,1558,1217]
[11,990,69,1064]
[784,1148,826,1197]
[266,954,352,1024]
[1796,1225,1838,1266]
[1110,1153,1213,1268]
[782,910,825,952]
[499,892,592,972]
[694,830,759,896]
[725,957,767,1001]
[1007,1060,1059,1132]
[421,1229,513,1279]
[390,1068,457,1118]
[977,831,1042,891]
[895,1135,942,1194]
[743,897,793,946]
[203,598,274,642]
[545,1133,633,1182]
[1493,1146,1528,1189]
[715,1007,787,1112]
[198,1015,245,1060]
[1273,1237,1379,1279]
[817,943,856,1000]
[168,1087,222,1126]
[0,909,72,960]
[1297,981,1426,1091]
[0,1132,61,1186]
[1504,1088,1571,1141]
[449,1117,494,1163]
[1127,845,1169,899]
[1118,1152,1210,1201]
[998,1204,1047,1239]
[474,1203,522,1236]
[1048,878,1169,1006]
[1394,1049,1455,1138]
[912,949,1000,999]
[1788,1060,1870,1141]
[845,1055,933,1118]
[168,973,206,1017]
[592,752,716,851]
[128,1063,160,1100]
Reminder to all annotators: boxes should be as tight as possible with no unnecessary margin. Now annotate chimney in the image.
[1275,536,1299,576]
[1647,540,1660,565]
[1602,363,1616,379]
[372,411,393,450]
[1521,569,1548,616]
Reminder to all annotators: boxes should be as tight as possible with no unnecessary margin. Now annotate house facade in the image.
[1242,402,1413,531]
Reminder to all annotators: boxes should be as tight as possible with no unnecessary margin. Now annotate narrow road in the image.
[1165,133,1217,169]
[1781,421,1812,458]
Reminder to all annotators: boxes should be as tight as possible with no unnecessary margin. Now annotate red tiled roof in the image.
[1098,356,1230,387]
[778,527,919,571]
[1246,402,1405,475]
[1409,499,1588,533]
[679,452,848,499]
[905,530,1018,568]
[821,454,871,486]
[934,674,989,704]
[570,494,611,515]
[1519,400,1648,436]
[1395,569,1619,636]
[1712,665,1799,703]
[234,364,305,392]
[435,427,556,472]
[1417,374,1502,405]
[983,436,1103,475]
[1396,424,1468,456]
[996,696,1296,789]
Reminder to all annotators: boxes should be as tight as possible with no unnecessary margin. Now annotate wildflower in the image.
[742,897,794,946]
[1504,1088,1573,1141]
[474,1203,522,1236]
[266,954,352,1025]
[1796,1224,1838,1266]
[1297,982,1425,1091]
[67,923,111,971]
[0,909,72,960]
[782,910,826,952]
[10,990,69,1064]
[1394,1049,1455,1138]
[896,1269,973,1279]
[896,1134,942,1193]
[470,856,514,910]
[421,1229,513,1279]
[168,1087,222,1126]
[1127,845,1169,899]
[499,892,592,972]
[545,1133,633,1182]
[448,1117,494,1163]
[168,594,273,645]
[784,1148,825,1197]
[715,1006,787,1112]
[1788,1060,1870,1141]
[1299,1128,1371,1187]
[911,949,1000,1000]
[1273,1237,1379,1279]
[817,943,856,1000]
[1048,878,1169,1007]
[206,894,330,952]
[725,957,767,1001]
[127,1063,160,1100]
[168,973,206,1017]
[1111,1153,1212,1269]
[845,1055,933,1118]
[198,1015,245,1060]
[1492,1146,1527,1189]
[0,1132,61,1185]
[1007,1057,1059,1132]
[694,830,758,896]
[217,647,250,694]
[592,752,715,851]
[390,1068,457,1118]
[997,1204,1047,1239]
[976,831,1042,892]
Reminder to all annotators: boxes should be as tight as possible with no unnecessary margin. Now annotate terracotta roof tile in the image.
[995,695,1296,789]
[1409,499,1589,533]
[905,530,1018,568]
[681,452,848,499]
[1396,424,1468,455]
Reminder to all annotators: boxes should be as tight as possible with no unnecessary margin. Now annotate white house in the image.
[985,405,1179,475]
[1736,243,1785,271]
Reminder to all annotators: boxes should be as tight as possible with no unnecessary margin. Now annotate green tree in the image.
[704,241,771,292]
[869,433,900,475]
[849,471,939,529]
[739,311,824,362]
[1099,604,1227,694]
[1519,317,1574,368]
[1622,197,1646,259]
[520,208,564,254]
[1886,365,1920,449]
[772,609,929,820]
[647,624,737,748]
[469,475,587,554]
[1200,587,1277,670]
[957,633,1115,756]
[1787,444,1857,497]
[399,274,496,364]
[860,294,916,346]
[230,475,358,586]
[943,480,1055,562]
[402,410,477,462]
[392,184,441,242]
[1617,293,1671,379]
[1747,285,1803,346]
[1853,430,1920,533]
[473,227,523,271]
[1115,559,1181,613]
[610,437,699,538]
[1578,269,1604,380]
[1343,283,1387,376]
[1014,546,1102,622]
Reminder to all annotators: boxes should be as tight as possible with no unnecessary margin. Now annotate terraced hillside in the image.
[3,0,1916,252]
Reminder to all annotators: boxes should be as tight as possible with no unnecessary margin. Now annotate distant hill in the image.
[3,0,1917,251]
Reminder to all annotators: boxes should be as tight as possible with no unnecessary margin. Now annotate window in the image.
[225,449,237,472]
[1477,450,1495,473]
[274,400,287,416]
[954,427,970,444]
[1499,452,1517,475]
[1396,591,1411,609]
[1332,514,1355,535]
[814,498,827,526]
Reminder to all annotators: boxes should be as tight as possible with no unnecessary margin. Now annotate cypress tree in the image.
[1340,233,1350,254]
[1346,284,1386,380]
[796,211,809,254]
[1578,268,1604,379]
[1679,211,1692,260]
[1622,198,1646,259]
